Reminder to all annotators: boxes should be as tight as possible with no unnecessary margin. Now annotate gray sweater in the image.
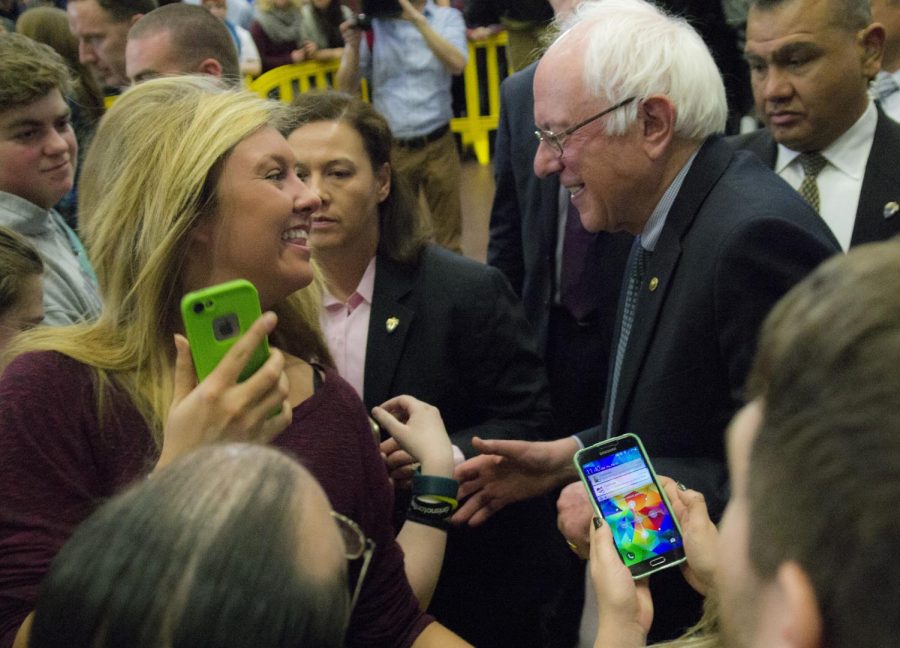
[0,192,102,326]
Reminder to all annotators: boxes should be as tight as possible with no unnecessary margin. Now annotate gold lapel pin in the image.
[884,201,899,219]
[648,277,659,292]
[386,316,400,333]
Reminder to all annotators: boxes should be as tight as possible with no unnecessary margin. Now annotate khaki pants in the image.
[393,130,462,253]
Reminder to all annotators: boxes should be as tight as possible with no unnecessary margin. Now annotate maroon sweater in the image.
[0,352,431,648]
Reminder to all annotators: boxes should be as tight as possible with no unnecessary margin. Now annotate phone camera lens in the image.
[193,303,204,314]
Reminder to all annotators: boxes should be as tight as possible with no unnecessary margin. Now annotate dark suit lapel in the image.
[851,108,900,246]
[362,254,417,410]
[611,138,734,434]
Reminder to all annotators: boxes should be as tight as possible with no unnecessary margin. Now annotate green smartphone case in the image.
[180,279,270,383]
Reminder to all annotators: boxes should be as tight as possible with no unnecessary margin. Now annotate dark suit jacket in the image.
[487,62,632,352]
[578,137,840,509]
[363,245,552,456]
[362,245,564,647]
[729,108,900,246]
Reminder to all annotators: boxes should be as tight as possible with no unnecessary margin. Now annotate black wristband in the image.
[412,472,459,500]
[406,508,450,531]
[410,497,454,518]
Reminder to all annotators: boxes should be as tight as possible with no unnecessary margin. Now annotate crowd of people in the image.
[1,0,900,647]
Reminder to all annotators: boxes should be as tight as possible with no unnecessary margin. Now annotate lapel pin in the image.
[648,277,659,292]
[884,201,899,219]
[386,316,400,333]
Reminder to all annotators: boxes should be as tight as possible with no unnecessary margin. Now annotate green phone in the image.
[180,279,270,383]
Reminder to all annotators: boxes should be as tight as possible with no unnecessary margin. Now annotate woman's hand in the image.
[590,518,652,648]
[156,312,291,471]
[659,477,718,596]
[372,395,454,479]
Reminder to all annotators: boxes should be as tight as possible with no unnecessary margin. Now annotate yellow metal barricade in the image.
[248,59,342,103]
[248,31,508,165]
[450,31,508,166]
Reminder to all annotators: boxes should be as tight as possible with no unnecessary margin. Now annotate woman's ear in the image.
[376,162,391,203]
[189,216,214,246]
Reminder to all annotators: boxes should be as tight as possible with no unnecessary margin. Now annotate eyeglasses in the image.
[534,97,636,157]
[331,511,375,611]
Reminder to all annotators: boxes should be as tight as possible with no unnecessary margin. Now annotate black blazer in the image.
[486,62,632,351]
[362,245,552,455]
[578,137,840,507]
[361,244,564,647]
[728,107,900,247]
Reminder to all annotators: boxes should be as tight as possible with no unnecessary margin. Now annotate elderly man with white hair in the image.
[454,0,839,639]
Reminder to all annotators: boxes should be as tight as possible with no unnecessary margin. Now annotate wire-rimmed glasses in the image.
[331,511,375,611]
[534,97,636,157]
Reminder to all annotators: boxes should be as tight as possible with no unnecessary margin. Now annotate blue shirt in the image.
[639,148,699,251]
[360,1,467,138]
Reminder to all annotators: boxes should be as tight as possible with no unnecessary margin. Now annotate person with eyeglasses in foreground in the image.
[0,76,469,648]
[28,444,366,648]
[452,0,838,640]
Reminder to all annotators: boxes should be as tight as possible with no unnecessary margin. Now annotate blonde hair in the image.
[654,594,722,648]
[3,76,331,444]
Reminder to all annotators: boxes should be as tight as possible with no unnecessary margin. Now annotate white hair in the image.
[555,0,727,138]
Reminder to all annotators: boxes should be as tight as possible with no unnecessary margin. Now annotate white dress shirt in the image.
[775,101,877,251]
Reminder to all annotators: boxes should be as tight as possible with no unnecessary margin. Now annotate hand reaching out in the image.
[451,436,579,526]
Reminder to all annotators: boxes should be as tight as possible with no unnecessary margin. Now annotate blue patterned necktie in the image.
[606,238,650,436]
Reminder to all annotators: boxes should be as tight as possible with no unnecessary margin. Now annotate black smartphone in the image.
[574,433,686,579]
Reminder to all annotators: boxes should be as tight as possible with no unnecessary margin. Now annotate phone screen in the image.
[578,437,684,576]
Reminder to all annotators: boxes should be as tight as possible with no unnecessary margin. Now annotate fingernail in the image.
[677,481,688,491]
[593,516,602,529]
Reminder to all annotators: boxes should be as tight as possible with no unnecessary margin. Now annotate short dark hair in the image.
[68,0,158,23]
[0,227,43,318]
[29,444,350,648]
[749,0,871,31]
[129,4,240,83]
[286,91,431,265]
[746,239,900,648]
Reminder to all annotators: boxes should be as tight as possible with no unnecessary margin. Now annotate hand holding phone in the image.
[155,285,291,471]
[574,434,686,579]
[589,516,654,647]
